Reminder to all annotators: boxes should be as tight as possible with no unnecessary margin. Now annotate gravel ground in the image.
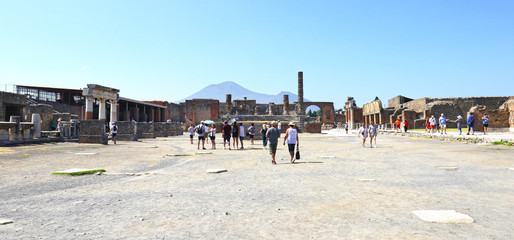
[0,130,513,239]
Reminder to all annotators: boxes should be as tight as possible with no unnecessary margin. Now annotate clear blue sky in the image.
[1,1,513,109]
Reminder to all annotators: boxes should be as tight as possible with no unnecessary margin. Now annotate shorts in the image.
[369,134,377,139]
[210,136,215,140]
[440,124,447,128]
[288,143,296,152]
[112,133,117,137]
[232,133,238,138]
[430,124,435,129]
[269,143,278,154]
[483,124,488,128]
[190,134,193,139]
[223,136,230,142]
[239,136,244,141]
[198,136,205,141]
[249,135,254,139]
[396,124,400,129]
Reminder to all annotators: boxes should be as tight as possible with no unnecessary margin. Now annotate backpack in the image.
[113,125,118,131]
[196,125,204,134]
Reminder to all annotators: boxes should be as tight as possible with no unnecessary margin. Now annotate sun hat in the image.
[288,122,295,126]
[457,115,462,119]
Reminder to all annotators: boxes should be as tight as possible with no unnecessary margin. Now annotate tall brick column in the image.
[85,96,94,120]
[283,94,289,115]
[298,71,304,115]
[226,94,232,113]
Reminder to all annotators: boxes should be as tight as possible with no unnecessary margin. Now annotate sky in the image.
[1,1,513,109]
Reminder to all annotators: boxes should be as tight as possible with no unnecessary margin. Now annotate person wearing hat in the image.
[429,115,437,134]
[439,113,447,135]
[265,121,280,164]
[456,115,463,135]
[283,122,299,163]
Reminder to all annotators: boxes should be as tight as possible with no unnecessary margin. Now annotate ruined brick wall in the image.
[184,99,219,126]
[136,122,155,139]
[305,122,322,133]
[0,92,27,122]
[115,121,137,141]
[79,120,108,144]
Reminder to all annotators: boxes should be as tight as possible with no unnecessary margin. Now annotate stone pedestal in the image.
[31,114,41,139]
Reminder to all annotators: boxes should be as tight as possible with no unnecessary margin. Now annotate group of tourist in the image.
[358,122,378,148]
[188,120,299,164]
[425,112,490,135]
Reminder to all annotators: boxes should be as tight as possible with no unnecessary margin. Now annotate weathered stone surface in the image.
[436,166,459,171]
[412,210,474,223]
[79,120,108,144]
[318,156,335,158]
[206,169,227,173]
[53,168,106,176]
[356,178,375,182]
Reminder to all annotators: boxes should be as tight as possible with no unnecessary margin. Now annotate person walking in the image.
[429,115,436,134]
[403,120,409,132]
[266,121,280,164]
[231,122,239,149]
[482,113,489,135]
[248,123,256,145]
[456,115,463,135]
[395,118,401,132]
[110,122,118,145]
[467,113,475,135]
[358,124,368,147]
[277,120,282,132]
[222,121,231,150]
[204,124,210,144]
[239,122,245,149]
[260,123,268,149]
[439,113,447,135]
[209,124,216,149]
[368,122,377,148]
[196,121,206,150]
[187,124,195,144]
[345,123,348,134]
[425,117,430,133]
[283,122,299,163]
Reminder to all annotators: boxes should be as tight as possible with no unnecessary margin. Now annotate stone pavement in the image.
[380,129,514,144]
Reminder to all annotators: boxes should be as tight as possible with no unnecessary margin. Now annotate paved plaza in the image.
[0,130,513,239]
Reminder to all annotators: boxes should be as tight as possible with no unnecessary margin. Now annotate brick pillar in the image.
[157,109,161,122]
[283,95,289,115]
[85,96,94,120]
[226,94,232,113]
[135,107,140,122]
[298,71,304,115]
[151,108,155,122]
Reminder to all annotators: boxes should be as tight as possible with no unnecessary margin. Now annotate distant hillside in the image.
[177,81,309,104]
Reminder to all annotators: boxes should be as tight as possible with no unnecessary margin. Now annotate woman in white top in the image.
[283,122,299,163]
[358,125,368,147]
[239,123,245,149]
[209,124,216,149]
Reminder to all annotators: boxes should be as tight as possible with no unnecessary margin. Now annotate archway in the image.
[305,105,322,121]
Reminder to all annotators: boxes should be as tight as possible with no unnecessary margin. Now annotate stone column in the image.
[298,71,304,115]
[110,100,118,122]
[283,95,289,115]
[85,96,94,120]
[9,116,20,140]
[268,103,275,115]
[99,99,107,120]
[349,108,354,130]
[226,94,232,113]
[157,109,161,122]
[31,113,41,139]
[135,107,140,122]
[151,108,155,122]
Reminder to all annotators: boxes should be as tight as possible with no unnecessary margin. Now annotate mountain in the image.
[177,81,309,104]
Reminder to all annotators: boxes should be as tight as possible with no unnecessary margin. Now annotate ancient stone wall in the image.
[79,120,108,144]
[115,121,137,141]
[136,122,155,139]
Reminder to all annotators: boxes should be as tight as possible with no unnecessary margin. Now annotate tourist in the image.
[260,123,268,149]
[403,120,409,132]
[368,122,377,148]
[247,123,256,145]
[429,115,436,134]
[345,123,348,134]
[439,113,447,135]
[482,113,489,135]
[231,122,239,149]
[196,121,206,150]
[456,115,463,135]
[110,122,118,145]
[204,124,210,144]
[50,120,56,130]
[209,124,216,149]
[395,118,401,132]
[266,121,280,164]
[467,113,475,135]
[222,121,231,150]
[277,120,282,132]
[239,122,245,149]
[188,124,195,144]
[425,117,430,133]
[358,124,368,147]
[283,122,299,163]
